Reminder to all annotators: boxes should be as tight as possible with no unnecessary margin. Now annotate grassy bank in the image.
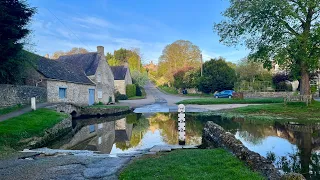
[177,97,283,105]
[0,104,25,115]
[158,85,178,94]
[223,101,320,121]
[120,149,263,180]
[0,108,68,158]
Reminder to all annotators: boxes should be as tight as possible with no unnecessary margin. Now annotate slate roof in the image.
[114,130,129,142]
[110,66,127,80]
[37,58,94,85]
[57,52,101,76]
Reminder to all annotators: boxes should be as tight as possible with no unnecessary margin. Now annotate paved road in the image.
[121,81,256,113]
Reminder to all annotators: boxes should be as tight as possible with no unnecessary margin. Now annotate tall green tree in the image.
[215,0,320,95]
[158,40,202,82]
[198,58,236,93]
[0,0,36,83]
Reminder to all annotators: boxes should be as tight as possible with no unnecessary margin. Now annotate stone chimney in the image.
[45,54,49,58]
[97,46,104,55]
[124,62,129,68]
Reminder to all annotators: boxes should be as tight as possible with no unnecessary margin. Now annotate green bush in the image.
[136,84,142,96]
[115,91,128,101]
[126,84,136,98]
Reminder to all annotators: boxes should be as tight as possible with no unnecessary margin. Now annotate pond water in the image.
[48,113,320,179]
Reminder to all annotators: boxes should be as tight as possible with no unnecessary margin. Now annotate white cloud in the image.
[72,16,120,30]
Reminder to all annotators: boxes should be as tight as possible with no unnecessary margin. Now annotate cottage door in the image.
[89,89,95,105]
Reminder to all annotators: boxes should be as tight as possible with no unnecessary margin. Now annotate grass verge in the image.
[0,108,68,158]
[120,149,264,180]
[223,101,320,121]
[158,85,178,94]
[177,98,283,105]
[0,104,25,115]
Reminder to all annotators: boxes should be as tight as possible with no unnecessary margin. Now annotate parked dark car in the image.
[214,90,235,98]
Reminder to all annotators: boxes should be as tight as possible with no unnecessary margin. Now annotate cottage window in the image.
[97,73,101,82]
[98,90,102,99]
[89,125,95,133]
[59,87,67,99]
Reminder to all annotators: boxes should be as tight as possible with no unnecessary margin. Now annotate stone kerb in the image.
[202,121,305,180]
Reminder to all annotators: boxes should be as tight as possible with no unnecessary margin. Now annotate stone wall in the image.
[81,106,131,117]
[89,54,115,103]
[202,121,282,180]
[114,80,126,95]
[125,68,133,85]
[0,84,47,107]
[21,115,72,148]
[46,80,95,106]
[243,92,293,98]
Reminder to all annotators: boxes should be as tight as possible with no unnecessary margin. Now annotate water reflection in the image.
[48,112,320,179]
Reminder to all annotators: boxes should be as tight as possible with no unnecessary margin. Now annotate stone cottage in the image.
[26,57,96,105]
[58,46,115,104]
[26,46,115,106]
[110,65,132,95]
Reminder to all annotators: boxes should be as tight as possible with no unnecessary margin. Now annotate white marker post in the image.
[178,104,186,145]
[31,97,36,110]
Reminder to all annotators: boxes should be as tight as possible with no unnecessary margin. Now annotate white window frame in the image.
[97,73,101,83]
[98,90,102,99]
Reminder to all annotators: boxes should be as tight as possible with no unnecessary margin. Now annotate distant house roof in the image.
[110,66,128,80]
[57,52,101,76]
[37,58,94,85]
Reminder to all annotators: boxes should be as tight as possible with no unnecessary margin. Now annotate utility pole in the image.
[200,54,203,76]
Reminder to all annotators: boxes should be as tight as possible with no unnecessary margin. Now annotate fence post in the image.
[178,104,186,145]
[31,97,36,110]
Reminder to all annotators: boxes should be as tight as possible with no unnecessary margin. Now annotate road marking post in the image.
[178,104,185,145]
[31,97,36,110]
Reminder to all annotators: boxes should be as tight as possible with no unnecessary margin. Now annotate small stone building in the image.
[110,66,132,95]
[26,46,115,106]
[58,46,115,104]
[27,58,96,105]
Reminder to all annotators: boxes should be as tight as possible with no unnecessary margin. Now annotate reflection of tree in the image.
[148,113,204,145]
[267,151,320,180]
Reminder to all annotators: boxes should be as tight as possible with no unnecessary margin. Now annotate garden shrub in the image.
[115,91,128,101]
[136,84,142,96]
[126,84,136,98]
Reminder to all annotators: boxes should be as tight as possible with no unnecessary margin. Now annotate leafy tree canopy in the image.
[51,47,88,59]
[0,0,36,83]
[215,0,320,95]
[198,58,237,93]
[158,40,202,82]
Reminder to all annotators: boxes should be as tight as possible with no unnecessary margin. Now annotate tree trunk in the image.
[300,66,310,95]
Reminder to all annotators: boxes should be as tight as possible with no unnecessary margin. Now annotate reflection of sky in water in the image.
[235,131,298,157]
[110,130,167,154]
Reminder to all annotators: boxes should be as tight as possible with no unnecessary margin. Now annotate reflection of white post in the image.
[31,97,36,110]
[178,104,185,145]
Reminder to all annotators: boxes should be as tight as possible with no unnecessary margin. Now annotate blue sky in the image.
[27,0,249,64]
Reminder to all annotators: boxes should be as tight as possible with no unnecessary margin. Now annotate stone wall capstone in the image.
[243,92,293,98]
[202,121,283,180]
[0,84,47,108]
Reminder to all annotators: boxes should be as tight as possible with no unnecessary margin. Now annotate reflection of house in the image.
[58,46,115,104]
[26,46,115,105]
[115,118,133,145]
[60,121,115,153]
[110,65,132,95]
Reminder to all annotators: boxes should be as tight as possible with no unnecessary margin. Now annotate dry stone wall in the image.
[0,84,47,107]
[202,121,300,180]
[243,92,293,98]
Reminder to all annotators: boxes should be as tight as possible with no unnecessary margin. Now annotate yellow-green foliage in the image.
[126,84,136,98]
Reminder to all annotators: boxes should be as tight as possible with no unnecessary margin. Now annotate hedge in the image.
[136,84,142,96]
[126,84,136,98]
